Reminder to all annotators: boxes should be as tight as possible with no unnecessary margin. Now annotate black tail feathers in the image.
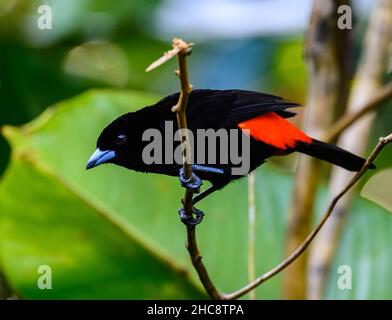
[296,139,375,172]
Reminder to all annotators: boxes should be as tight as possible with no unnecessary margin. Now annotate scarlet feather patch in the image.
[238,112,312,149]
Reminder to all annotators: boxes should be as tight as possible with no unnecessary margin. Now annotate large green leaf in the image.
[1,89,391,299]
[361,169,392,213]
[0,90,205,299]
[0,160,204,299]
[325,199,392,299]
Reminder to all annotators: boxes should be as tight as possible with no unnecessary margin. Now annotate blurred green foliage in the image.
[0,0,310,176]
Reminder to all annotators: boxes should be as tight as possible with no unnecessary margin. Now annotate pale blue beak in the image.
[86,148,116,170]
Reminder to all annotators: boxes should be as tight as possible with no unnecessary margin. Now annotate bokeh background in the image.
[0,0,391,299]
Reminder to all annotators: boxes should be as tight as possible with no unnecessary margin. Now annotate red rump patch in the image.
[238,112,312,149]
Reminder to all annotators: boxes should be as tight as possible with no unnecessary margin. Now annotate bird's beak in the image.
[86,148,116,170]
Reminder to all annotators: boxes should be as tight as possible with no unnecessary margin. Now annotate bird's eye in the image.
[115,134,127,145]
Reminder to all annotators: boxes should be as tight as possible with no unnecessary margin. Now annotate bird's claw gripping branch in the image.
[178,207,205,226]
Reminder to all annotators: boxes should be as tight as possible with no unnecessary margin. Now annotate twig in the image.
[147,38,222,300]
[223,133,392,300]
[324,82,392,143]
[247,172,256,300]
[171,39,194,214]
[146,47,181,72]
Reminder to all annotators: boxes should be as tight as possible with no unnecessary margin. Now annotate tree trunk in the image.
[307,0,392,300]
[283,0,351,299]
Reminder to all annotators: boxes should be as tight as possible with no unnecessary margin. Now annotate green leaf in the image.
[361,169,392,213]
[325,199,392,299]
[0,90,205,299]
[0,160,204,299]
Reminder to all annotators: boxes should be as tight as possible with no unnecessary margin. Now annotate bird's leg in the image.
[178,207,204,226]
[178,165,227,225]
[178,166,203,226]
[178,185,218,226]
[192,185,219,205]
[179,164,225,197]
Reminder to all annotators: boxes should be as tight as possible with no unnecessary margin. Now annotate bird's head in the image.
[86,113,142,170]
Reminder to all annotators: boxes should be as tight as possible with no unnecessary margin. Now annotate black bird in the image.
[87,89,373,225]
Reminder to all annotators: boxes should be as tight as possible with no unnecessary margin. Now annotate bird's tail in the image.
[296,139,375,172]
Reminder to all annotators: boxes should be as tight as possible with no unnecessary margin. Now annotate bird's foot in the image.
[178,207,205,226]
[179,167,202,193]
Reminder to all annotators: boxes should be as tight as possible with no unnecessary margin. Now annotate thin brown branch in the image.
[223,133,392,300]
[324,82,392,143]
[172,39,194,214]
[147,38,222,300]
[185,227,222,300]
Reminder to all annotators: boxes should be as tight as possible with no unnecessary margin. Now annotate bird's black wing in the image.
[154,89,300,130]
[223,90,299,125]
